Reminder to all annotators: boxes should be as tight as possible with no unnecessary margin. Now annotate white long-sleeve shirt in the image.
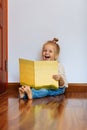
[58,62,68,88]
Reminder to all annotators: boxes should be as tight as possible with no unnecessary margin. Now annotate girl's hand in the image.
[52,75,65,86]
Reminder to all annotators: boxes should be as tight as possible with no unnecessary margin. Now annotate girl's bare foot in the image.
[19,86,25,98]
[24,86,32,100]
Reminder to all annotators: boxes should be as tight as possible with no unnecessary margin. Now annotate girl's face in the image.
[42,44,58,61]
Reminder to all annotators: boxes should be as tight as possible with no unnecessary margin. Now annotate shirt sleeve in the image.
[58,62,68,87]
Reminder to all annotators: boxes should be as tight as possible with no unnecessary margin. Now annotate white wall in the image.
[8,0,87,83]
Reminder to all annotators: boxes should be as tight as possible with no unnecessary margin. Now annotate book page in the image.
[35,61,59,89]
[19,59,35,86]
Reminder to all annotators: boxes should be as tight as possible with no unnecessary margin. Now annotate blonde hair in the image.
[42,38,60,55]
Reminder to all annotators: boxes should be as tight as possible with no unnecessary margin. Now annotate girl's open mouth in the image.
[44,55,50,60]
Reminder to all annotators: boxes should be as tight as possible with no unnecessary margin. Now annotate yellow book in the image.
[19,58,59,89]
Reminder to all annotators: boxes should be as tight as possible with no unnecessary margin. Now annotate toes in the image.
[21,86,25,89]
[19,87,25,93]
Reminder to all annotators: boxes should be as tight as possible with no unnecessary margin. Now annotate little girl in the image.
[19,38,68,99]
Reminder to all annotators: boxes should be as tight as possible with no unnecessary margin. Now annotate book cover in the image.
[19,58,59,89]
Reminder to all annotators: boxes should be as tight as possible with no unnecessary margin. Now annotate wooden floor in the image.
[0,88,87,130]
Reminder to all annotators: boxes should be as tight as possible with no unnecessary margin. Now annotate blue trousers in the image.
[23,87,66,99]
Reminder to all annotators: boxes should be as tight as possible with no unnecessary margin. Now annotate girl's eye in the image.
[43,49,47,52]
[49,50,52,53]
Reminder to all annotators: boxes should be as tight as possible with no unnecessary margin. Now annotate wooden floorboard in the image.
[0,88,87,130]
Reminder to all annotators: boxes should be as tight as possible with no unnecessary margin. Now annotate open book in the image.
[19,58,59,89]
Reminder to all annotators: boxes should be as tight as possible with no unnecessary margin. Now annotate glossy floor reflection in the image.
[0,90,87,130]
